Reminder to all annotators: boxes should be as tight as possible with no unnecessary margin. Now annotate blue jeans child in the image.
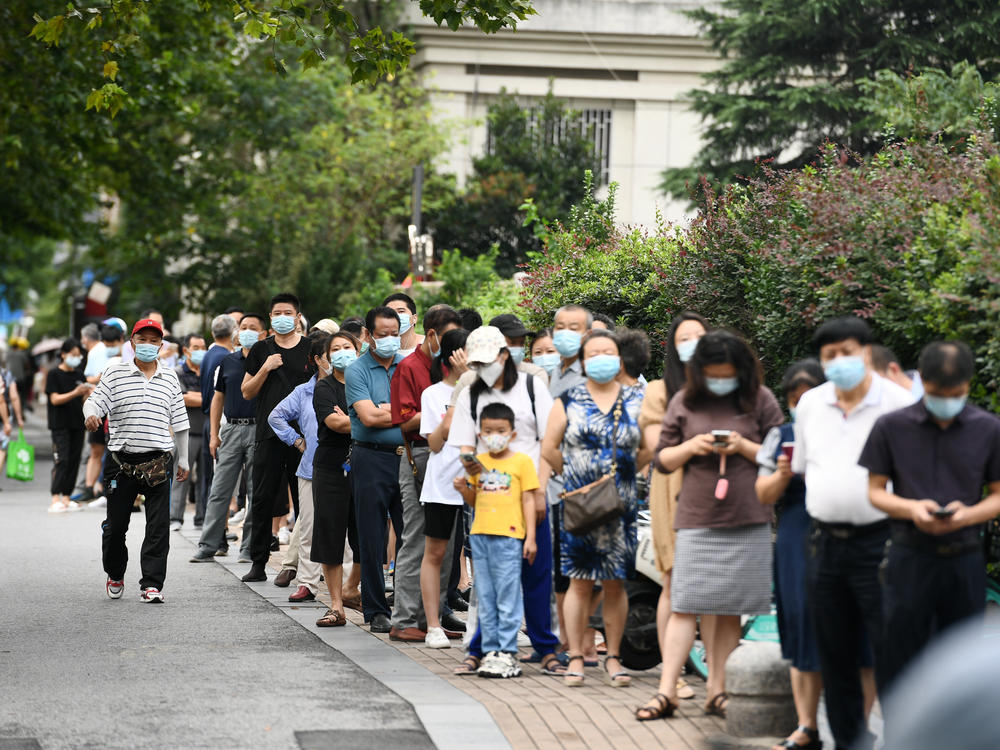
[469,533,524,654]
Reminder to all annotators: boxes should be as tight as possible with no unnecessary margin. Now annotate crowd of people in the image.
[27,292,1000,750]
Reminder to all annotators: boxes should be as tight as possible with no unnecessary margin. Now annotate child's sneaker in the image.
[424,627,450,649]
[477,651,503,678]
[478,651,521,678]
[495,652,522,678]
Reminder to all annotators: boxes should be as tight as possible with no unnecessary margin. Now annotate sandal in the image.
[676,678,695,700]
[341,593,363,613]
[773,726,821,750]
[563,655,586,687]
[635,693,677,721]
[316,609,346,627]
[603,655,631,687]
[453,655,480,676]
[704,692,729,718]
[540,654,567,675]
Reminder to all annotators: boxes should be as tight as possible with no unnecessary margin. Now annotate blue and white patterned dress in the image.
[558,383,642,581]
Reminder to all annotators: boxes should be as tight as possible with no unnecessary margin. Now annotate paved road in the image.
[0,418,433,750]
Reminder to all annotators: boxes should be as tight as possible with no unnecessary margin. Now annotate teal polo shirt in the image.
[344,350,404,445]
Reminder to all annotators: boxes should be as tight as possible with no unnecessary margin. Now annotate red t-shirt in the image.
[390,348,433,443]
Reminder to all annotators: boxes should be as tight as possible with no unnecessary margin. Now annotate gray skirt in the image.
[671,524,772,616]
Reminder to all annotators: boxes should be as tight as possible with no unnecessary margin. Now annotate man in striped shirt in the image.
[84,318,190,603]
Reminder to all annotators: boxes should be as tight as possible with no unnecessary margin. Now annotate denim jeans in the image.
[196,422,255,556]
[470,534,524,654]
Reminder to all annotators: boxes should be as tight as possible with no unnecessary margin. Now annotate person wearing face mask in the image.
[191,313,267,563]
[542,329,651,688]
[637,330,783,721]
[859,341,1000,703]
[81,323,125,502]
[447,326,564,677]
[46,337,91,513]
[530,328,560,379]
[383,293,423,358]
[83,318,190,603]
[240,293,315,583]
[791,316,913,750]
[169,333,208,531]
[344,305,406,632]
[265,332,331,603]
[197,314,238,529]
[387,304,464,641]
[549,304,593,398]
[637,311,709,699]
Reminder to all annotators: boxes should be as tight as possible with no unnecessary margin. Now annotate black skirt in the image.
[311,458,355,565]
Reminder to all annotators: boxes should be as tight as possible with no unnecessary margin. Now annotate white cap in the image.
[313,318,340,334]
[465,325,507,365]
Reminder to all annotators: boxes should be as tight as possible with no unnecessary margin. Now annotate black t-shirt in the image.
[245,336,315,440]
[215,350,256,420]
[46,367,86,431]
[313,375,351,464]
[175,362,207,434]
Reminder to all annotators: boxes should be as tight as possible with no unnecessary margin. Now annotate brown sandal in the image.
[341,593,363,613]
[636,693,677,721]
[704,692,729,718]
[453,655,480,676]
[316,609,346,627]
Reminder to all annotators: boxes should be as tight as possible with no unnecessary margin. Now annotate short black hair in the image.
[592,312,616,329]
[223,306,244,315]
[309,332,332,361]
[365,306,401,334]
[240,313,268,331]
[458,308,482,331]
[480,401,516,429]
[60,337,82,355]
[340,317,364,338]
[424,304,462,335]
[100,324,124,343]
[139,309,162,319]
[869,344,899,373]
[431,328,469,384]
[812,316,872,351]
[919,341,974,388]
[615,327,650,378]
[781,358,826,398]
[181,333,206,350]
[270,293,301,313]
[383,292,416,314]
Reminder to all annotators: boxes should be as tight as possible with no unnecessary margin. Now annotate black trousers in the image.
[199,420,214,522]
[807,524,889,750]
[51,428,85,495]
[248,437,302,565]
[101,451,172,590]
[881,542,985,694]
[350,445,403,621]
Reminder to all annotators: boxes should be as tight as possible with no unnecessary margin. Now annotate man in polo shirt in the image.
[345,305,406,633]
[170,333,207,531]
[191,314,267,562]
[241,294,314,582]
[389,303,463,641]
[548,304,592,398]
[792,316,914,750]
[83,318,190,603]
[860,341,1000,695]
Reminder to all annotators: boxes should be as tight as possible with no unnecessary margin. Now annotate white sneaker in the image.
[277,527,291,545]
[494,652,522,679]
[477,651,503,677]
[106,578,124,599]
[48,503,68,514]
[89,496,108,509]
[230,508,246,524]
[516,630,531,648]
[169,520,183,532]
[425,627,451,649]
[139,587,164,603]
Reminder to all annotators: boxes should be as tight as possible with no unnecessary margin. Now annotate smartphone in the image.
[711,429,732,447]
[932,506,956,518]
[460,453,484,473]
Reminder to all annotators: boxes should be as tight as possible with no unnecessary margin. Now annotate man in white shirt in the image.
[792,317,915,750]
[84,318,190,603]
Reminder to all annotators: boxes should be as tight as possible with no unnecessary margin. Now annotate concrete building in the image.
[407,0,716,228]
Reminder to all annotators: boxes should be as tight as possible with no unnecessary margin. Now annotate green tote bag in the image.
[6,428,35,482]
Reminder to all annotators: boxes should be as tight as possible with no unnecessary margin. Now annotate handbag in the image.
[5,427,34,482]
[560,394,626,535]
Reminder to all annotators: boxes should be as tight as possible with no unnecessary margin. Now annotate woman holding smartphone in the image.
[637,330,783,721]
[46,338,90,513]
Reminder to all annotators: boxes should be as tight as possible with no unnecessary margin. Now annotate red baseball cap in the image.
[131,318,164,337]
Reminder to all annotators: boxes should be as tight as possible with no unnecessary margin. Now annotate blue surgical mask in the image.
[238,330,259,349]
[374,335,400,359]
[331,350,358,371]
[360,341,370,356]
[584,354,621,384]
[823,355,867,391]
[553,330,582,358]
[65,355,83,369]
[271,315,296,335]
[924,394,967,420]
[706,376,739,396]
[428,332,441,359]
[105,345,120,356]
[397,312,412,336]
[533,353,560,376]
[189,350,206,366]
[676,338,699,363]
[135,343,160,363]
[507,346,525,365]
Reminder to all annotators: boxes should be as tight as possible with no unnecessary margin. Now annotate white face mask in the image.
[482,433,511,453]
[476,360,505,388]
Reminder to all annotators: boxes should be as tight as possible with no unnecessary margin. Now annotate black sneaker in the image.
[269,535,280,552]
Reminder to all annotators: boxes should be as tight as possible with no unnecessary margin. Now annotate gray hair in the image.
[554,304,594,329]
[210,314,237,341]
[80,323,100,343]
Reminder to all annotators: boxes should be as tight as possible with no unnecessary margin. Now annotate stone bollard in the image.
[724,641,796,738]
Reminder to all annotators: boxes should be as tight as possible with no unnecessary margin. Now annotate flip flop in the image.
[453,655,480,676]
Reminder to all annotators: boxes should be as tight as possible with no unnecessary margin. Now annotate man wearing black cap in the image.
[83,318,190,603]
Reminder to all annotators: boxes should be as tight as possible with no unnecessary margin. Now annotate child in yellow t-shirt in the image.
[454,402,538,678]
